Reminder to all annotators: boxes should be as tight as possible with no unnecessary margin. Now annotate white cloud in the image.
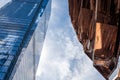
[0,0,11,8]
[36,0,107,80]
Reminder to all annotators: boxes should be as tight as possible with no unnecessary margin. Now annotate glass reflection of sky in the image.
[0,0,11,9]
[0,0,49,80]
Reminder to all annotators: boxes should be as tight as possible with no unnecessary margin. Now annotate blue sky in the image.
[0,0,118,80]
[36,0,107,80]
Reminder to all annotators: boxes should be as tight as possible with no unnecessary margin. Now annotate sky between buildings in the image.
[36,0,105,80]
[0,0,119,80]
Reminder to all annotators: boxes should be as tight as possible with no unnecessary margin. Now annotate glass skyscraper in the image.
[0,0,51,80]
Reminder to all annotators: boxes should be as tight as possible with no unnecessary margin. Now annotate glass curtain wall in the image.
[12,0,51,80]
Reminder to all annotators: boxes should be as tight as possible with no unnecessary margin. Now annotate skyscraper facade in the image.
[0,0,51,80]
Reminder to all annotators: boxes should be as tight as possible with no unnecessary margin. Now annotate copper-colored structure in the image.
[68,0,120,79]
